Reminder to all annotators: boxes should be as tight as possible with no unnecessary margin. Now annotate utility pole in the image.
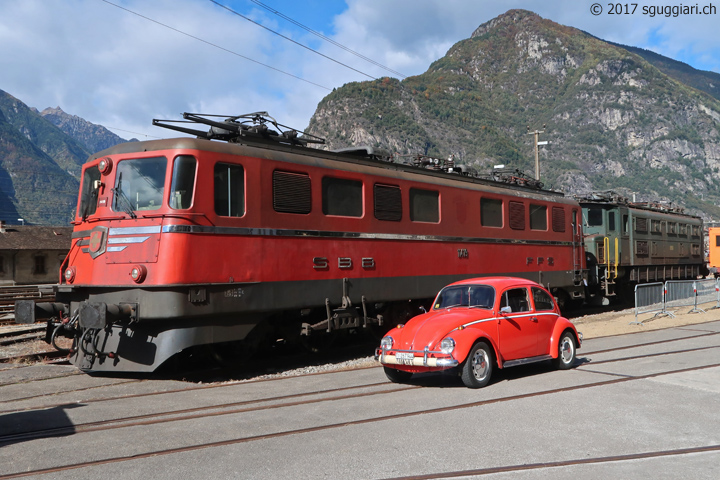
[527,124,546,180]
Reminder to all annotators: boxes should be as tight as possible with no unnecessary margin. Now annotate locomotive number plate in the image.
[396,352,415,365]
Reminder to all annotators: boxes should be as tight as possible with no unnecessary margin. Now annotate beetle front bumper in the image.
[375,348,459,368]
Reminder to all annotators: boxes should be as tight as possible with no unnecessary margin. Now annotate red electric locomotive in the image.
[16,113,587,373]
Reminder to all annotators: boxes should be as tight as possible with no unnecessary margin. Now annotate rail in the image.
[0,284,56,323]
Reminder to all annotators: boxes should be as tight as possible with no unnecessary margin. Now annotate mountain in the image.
[307,10,720,220]
[0,90,129,225]
[40,106,136,153]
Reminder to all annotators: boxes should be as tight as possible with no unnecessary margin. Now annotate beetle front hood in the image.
[393,309,490,350]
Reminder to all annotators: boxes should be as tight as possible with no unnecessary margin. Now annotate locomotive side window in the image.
[635,217,648,233]
[273,171,311,214]
[623,215,629,234]
[480,198,503,227]
[79,166,101,218]
[374,184,402,221]
[410,188,439,223]
[551,207,565,232]
[113,157,166,213]
[529,204,547,230]
[214,163,245,217]
[587,208,603,226]
[608,212,616,231]
[322,177,362,217]
[169,155,196,210]
[508,201,525,230]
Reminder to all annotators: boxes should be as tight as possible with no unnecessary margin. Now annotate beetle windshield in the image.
[112,157,167,213]
[434,285,495,309]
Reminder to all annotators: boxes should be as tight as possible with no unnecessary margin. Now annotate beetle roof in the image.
[444,277,543,289]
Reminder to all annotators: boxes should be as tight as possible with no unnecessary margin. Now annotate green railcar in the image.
[579,193,707,300]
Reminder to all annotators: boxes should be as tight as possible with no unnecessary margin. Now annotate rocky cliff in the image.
[307,10,720,219]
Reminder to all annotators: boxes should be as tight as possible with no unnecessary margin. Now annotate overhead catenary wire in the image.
[98,0,332,91]
[208,0,377,80]
[248,0,407,79]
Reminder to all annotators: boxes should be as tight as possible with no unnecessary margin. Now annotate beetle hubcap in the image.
[560,338,574,364]
[471,349,489,380]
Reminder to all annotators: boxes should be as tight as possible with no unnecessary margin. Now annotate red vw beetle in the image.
[376,277,582,388]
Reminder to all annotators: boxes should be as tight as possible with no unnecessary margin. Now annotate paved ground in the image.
[1,314,719,479]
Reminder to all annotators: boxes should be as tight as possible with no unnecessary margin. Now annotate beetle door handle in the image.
[531,316,538,322]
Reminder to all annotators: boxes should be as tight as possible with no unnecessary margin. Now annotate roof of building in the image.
[0,226,74,250]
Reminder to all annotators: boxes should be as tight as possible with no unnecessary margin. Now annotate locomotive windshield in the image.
[112,157,167,213]
[434,285,495,310]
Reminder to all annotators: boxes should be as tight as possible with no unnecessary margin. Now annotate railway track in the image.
[0,322,718,478]
[1,359,718,478]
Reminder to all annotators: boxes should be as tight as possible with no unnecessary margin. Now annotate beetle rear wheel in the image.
[383,366,413,383]
[553,331,576,370]
[461,341,493,388]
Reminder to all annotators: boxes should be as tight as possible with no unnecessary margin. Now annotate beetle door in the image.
[497,287,538,360]
[531,286,558,356]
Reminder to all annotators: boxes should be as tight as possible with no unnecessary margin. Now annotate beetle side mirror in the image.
[500,306,512,315]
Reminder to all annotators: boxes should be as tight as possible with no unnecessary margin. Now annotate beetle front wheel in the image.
[461,341,493,388]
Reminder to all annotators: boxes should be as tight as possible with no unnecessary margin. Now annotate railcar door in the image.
[497,287,538,360]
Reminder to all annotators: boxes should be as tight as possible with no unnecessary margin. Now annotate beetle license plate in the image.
[395,352,414,365]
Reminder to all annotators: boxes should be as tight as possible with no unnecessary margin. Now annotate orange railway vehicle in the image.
[709,227,720,276]
[15,113,587,373]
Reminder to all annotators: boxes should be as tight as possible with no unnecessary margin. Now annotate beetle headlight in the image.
[380,336,394,349]
[440,337,455,354]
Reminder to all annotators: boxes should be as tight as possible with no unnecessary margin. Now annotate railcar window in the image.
[588,208,603,226]
[273,171,311,214]
[635,217,648,233]
[668,222,677,235]
[214,163,245,217]
[716,235,720,247]
[691,226,700,237]
[651,220,663,234]
[410,188,439,223]
[480,198,503,227]
[374,184,402,221]
[531,287,555,311]
[509,201,525,230]
[529,204,547,230]
[169,156,196,210]
[322,177,363,217]
[113,157,166,213]
[623,215,629,234]
[608,212,616,231]
[680,224,688,236]
[79,166,101,218]
[552,207,565,232]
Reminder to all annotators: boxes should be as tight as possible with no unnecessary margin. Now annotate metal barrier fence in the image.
[633,278,720,324]
[633,282,667,324]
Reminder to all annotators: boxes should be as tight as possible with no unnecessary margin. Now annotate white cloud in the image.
[0,0,718,145]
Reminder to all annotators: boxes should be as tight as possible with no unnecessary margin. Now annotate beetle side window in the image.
[531,287,555,311]
[500,288,530,313]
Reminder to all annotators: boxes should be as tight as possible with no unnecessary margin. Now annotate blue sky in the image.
[1,0,718,142]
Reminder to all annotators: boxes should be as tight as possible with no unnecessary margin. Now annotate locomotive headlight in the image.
[129,264,147,283]
[380,336,394,350]
[64,266,76,283]
[440,337,455,354]
[98,157,113,175]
